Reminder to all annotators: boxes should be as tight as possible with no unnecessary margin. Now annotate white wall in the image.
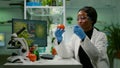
[0,8,23,22]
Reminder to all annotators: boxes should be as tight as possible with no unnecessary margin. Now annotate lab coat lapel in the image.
[80,29,99,67]
[74,35,81,61]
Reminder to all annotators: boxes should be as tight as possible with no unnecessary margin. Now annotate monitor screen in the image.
[12,19,47,47]
[0,32,5,47]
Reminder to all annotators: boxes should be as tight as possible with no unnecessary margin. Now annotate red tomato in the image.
[28,53,37,62]
[52,48,57,55]
[57,24,65,30]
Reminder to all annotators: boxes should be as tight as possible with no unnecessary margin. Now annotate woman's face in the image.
[77,11,93,32]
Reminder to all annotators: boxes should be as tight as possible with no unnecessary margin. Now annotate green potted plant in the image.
[104,23,120,68]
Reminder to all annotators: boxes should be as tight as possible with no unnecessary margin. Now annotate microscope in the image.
[7,27,30,63]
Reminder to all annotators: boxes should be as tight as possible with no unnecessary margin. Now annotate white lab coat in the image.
[54,28,109,68]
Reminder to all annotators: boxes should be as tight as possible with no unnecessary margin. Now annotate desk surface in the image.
[4,56,82,68]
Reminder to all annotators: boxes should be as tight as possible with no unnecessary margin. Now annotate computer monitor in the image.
[12,19,47,47]
[0,32,5,47]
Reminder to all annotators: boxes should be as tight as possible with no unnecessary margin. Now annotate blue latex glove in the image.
[55,28,65,43]
[74,25,86,40]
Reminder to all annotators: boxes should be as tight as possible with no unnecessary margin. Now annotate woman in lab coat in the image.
[54,6,109,68]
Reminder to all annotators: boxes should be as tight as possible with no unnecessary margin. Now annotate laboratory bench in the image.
[3,55,82,68]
